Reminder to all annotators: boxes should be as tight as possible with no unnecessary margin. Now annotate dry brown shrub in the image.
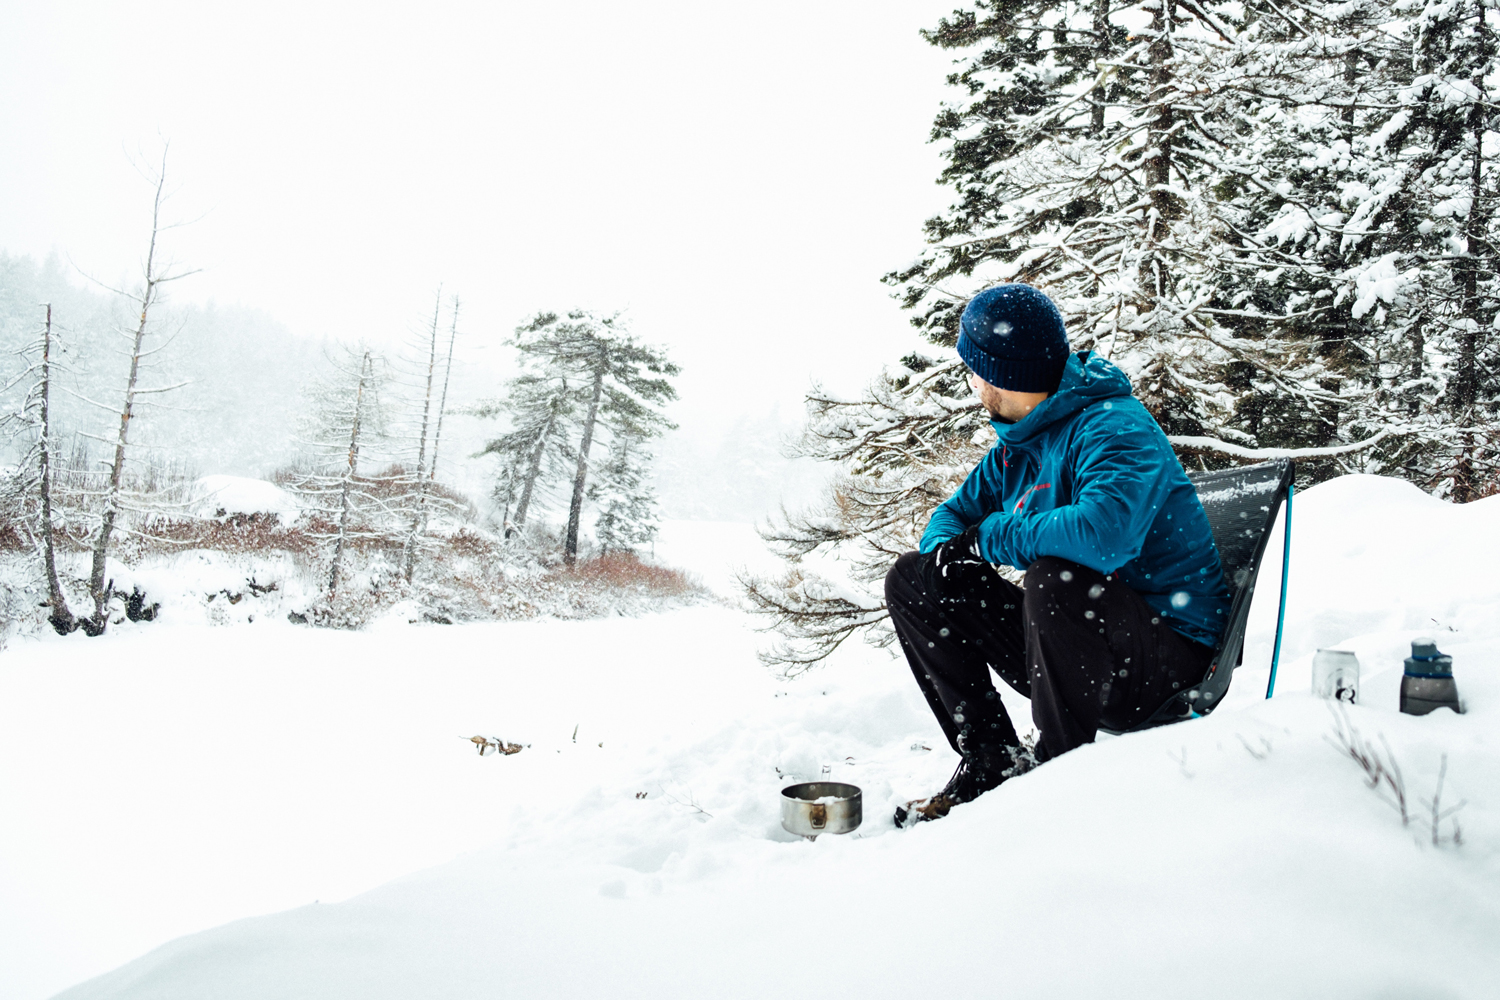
[111,512,324,560]
[445,527,499,560]
[551,551,699,599]
[0,521,27,553]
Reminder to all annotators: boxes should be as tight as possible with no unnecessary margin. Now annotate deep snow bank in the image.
[189,475,301,522]
[7,476,1498,1000]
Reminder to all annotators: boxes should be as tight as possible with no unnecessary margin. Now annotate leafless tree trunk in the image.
[564,368,605,563]
[38,304,77,635]
[427,296,459,489]
[87,156,184,634]
[330,352,373,597]
[402,291,443,582]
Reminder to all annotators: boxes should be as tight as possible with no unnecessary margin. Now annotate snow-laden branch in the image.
[1169,429,1393,461]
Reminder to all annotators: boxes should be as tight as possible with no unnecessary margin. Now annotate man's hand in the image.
[924,524,986,599]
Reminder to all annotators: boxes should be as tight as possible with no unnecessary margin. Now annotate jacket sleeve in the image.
[918,458,992,553]
[974,414,1171,573]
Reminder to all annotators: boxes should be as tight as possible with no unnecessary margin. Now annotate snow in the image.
[649,519,782,598]
[1349,253,1409,320]
[189,475,301,523]
[2,478,1499,1000]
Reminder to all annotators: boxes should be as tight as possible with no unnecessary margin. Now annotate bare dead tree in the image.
[37,305,76,634]
[402,290,443,582]
[427,295,459,489]
[330,351,375,598]
[83,151,195,634]
[0,304,80,634]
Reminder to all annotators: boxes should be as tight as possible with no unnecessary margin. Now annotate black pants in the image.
[885,551,1215,763]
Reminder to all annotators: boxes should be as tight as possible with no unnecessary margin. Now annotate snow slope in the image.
[3,478,1498,999]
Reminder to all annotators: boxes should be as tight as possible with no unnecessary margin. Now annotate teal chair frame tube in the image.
[1265,481,1293,699]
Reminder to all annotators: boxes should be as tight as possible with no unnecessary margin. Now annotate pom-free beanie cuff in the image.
[957,332,1067,394]
[957,283,1070,393]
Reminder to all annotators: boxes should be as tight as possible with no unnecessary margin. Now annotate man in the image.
[887,283,1230,826]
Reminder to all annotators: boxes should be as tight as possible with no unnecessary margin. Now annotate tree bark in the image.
[39,304,76,634]
[402,291,442,581]
[511,394,559,531]
[1452,0,1489,502]
[330,353,372,597]
[427,297,459,489]
[87,166,168,633]
[1090,0,1110,136]
[565,368,606,563]
[1146,0,1175,201]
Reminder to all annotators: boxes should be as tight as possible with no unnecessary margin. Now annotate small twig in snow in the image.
[1167,746,1193,778]
[1236,734,1273,760]
[1425,754,1467,848]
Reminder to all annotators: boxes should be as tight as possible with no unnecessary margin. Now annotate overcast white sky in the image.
[1,0,960,441]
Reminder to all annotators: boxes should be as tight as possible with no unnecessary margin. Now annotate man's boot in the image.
[893,744,1036,827]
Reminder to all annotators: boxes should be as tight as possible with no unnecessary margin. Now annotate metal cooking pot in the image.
[781,781,862,840]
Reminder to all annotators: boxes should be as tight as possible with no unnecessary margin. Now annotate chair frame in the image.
[1100,458,1295,735]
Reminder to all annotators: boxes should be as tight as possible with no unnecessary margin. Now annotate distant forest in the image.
[0,250,323,477]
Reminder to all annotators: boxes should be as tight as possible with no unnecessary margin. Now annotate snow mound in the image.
[190,475,301,523]
[1235,473,1500,709]
[6,478,1499,1000]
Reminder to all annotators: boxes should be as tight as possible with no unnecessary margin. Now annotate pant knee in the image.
[1023,557,1104,630]
[1024,557,1086,606]
[885,550,927,610]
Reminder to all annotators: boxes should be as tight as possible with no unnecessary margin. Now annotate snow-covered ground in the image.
[3,480,1498,1000]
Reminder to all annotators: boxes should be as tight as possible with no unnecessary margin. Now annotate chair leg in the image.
[1266,480,1294,699]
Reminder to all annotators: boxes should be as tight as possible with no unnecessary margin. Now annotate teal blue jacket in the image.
[920,352,1230,646]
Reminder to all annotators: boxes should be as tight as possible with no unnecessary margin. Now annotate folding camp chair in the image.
[1101,458,1296,734]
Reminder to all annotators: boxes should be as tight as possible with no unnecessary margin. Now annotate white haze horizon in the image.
[0,1,964,520]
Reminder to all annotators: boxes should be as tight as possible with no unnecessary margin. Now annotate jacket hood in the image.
[990,351,1134,446]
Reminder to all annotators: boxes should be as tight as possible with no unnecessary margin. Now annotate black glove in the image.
[924,524,986,600]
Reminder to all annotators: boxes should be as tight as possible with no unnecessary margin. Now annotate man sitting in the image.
[887,283,1230,826]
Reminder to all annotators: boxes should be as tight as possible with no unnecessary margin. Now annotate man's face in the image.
[970,372,1049,423]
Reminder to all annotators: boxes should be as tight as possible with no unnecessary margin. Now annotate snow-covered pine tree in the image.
[496,310,678,563]
[1184,0,1439,479]
[475,313,581,536]
[746,0,1463,670]
[561,316,677,563]
[750,0,1238,669]
[1238,0,1500,497]
[589,431,661,555]
[1377,0,1500,498]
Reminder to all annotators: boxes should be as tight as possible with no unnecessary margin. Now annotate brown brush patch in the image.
[0,521,28,552]
[550,551,699,599]
[113,513,321,558]
[443,527,498,559]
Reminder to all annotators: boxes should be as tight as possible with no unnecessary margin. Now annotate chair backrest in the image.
[1124,458,1295,730]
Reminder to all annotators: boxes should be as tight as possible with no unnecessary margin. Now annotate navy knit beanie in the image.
[957,284,1070,393]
